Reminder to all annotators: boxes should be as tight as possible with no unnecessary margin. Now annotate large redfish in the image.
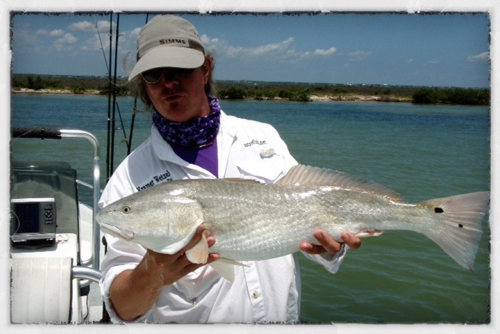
[97,165,489,281]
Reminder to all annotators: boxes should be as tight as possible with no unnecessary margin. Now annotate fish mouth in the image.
[99,223,135,241]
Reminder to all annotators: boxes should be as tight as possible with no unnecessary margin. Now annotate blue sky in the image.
[11,12,490,88]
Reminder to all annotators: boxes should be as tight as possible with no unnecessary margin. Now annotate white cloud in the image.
[286,49,301,58]
[348,50,372,61]
[201,34,336,63]
[201,35,225,54]
[130,27,141,38]
[426,59,440,65]
[299,51,312,59]
[407,58,414,63]
[59,33,77,44]
[226,37,295,58]
[36,29,48,35]
[53,33,78,51]
[68,20,115,33]
[68,20,95,32]
[467,51,489,62]
[80,31,135,58]
[49,29,65,37]
[81,34,103,51]
[313,47,337,56]
[96,20,113,32]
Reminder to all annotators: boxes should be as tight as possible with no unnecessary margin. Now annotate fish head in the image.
[97,190,205,254]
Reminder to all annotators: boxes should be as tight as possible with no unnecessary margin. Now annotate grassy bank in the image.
[11,74,490,105]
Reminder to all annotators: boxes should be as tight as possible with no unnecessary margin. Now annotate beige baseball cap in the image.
[128,15,206,81]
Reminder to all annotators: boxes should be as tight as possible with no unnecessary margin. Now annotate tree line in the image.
[216,86,312,102]
[12,75,129,95]
[412,87,490,105]
[215,82,490,105]
[12,74,490,105]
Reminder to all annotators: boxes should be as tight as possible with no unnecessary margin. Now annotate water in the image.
[11,94,490,324]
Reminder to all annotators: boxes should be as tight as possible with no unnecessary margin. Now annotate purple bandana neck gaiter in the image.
[152,94,221,148]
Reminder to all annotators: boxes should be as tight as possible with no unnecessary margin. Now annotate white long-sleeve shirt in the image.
[99,110,347,323]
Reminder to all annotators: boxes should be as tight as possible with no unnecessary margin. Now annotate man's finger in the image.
[341,232,361,249]
[299,242,324,255]
[314,230,342,254]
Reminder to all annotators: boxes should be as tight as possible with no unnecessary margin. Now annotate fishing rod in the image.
[109,13,121,178]
[127,14,150,155]
[102,13,130,180]
[105,14,113,181]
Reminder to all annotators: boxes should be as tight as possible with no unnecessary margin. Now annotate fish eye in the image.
[122,206,131,214]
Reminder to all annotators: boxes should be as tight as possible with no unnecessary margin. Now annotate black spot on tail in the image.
[458,224,464,228]
[434,207,444,213]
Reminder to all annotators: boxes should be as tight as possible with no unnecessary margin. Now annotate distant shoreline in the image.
[309,94,412,103]
[11,87,413,103]
[12,87,101,95]
[11,74,490,105]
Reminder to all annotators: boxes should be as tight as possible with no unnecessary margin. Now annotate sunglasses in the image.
[141,67,197,84]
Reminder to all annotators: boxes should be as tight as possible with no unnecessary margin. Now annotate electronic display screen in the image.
[13,202,40,233]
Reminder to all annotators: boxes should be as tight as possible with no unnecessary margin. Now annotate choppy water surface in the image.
[11,94,490,324]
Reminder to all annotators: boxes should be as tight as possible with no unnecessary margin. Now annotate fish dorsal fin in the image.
[222,178,263,185]
[277,164,403,201]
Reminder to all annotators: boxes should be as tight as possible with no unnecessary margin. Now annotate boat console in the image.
[10,128,103,324]
[11,161,79,248]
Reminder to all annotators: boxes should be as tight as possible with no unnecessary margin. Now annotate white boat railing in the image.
[11,127,102,271]
[72,266,102,283]
[59,129,101,270]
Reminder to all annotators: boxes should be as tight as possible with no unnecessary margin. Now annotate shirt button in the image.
[253,291,260,299]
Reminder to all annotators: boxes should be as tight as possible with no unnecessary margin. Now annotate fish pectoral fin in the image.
[209,261,235,283]
[355,229,384,238]
[209,258,249,283]
[185,234,209,264]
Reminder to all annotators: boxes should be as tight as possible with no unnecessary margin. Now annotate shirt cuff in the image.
[301,244,349,274]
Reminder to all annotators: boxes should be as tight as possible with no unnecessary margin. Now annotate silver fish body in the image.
[97,165,489,272]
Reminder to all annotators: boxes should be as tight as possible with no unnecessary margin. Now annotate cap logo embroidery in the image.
[159,38,187,45]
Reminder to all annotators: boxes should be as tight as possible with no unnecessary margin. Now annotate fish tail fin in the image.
[419,191,489,271]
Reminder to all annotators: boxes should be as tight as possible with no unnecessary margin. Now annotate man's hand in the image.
[144,224,220,286]
[110,224,219,321]
[300,231,361,256]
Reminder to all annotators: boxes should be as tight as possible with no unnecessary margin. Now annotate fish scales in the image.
[196,182,422,261]
[97,164,489,273]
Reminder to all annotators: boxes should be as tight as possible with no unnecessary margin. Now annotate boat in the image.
[10,127,106,323]
[9,13,132,324]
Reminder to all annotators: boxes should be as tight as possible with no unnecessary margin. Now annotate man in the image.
[99,14,360,323]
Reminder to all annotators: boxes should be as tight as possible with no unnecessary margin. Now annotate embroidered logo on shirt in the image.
[243,139,267,148]
[136,170,173,192]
